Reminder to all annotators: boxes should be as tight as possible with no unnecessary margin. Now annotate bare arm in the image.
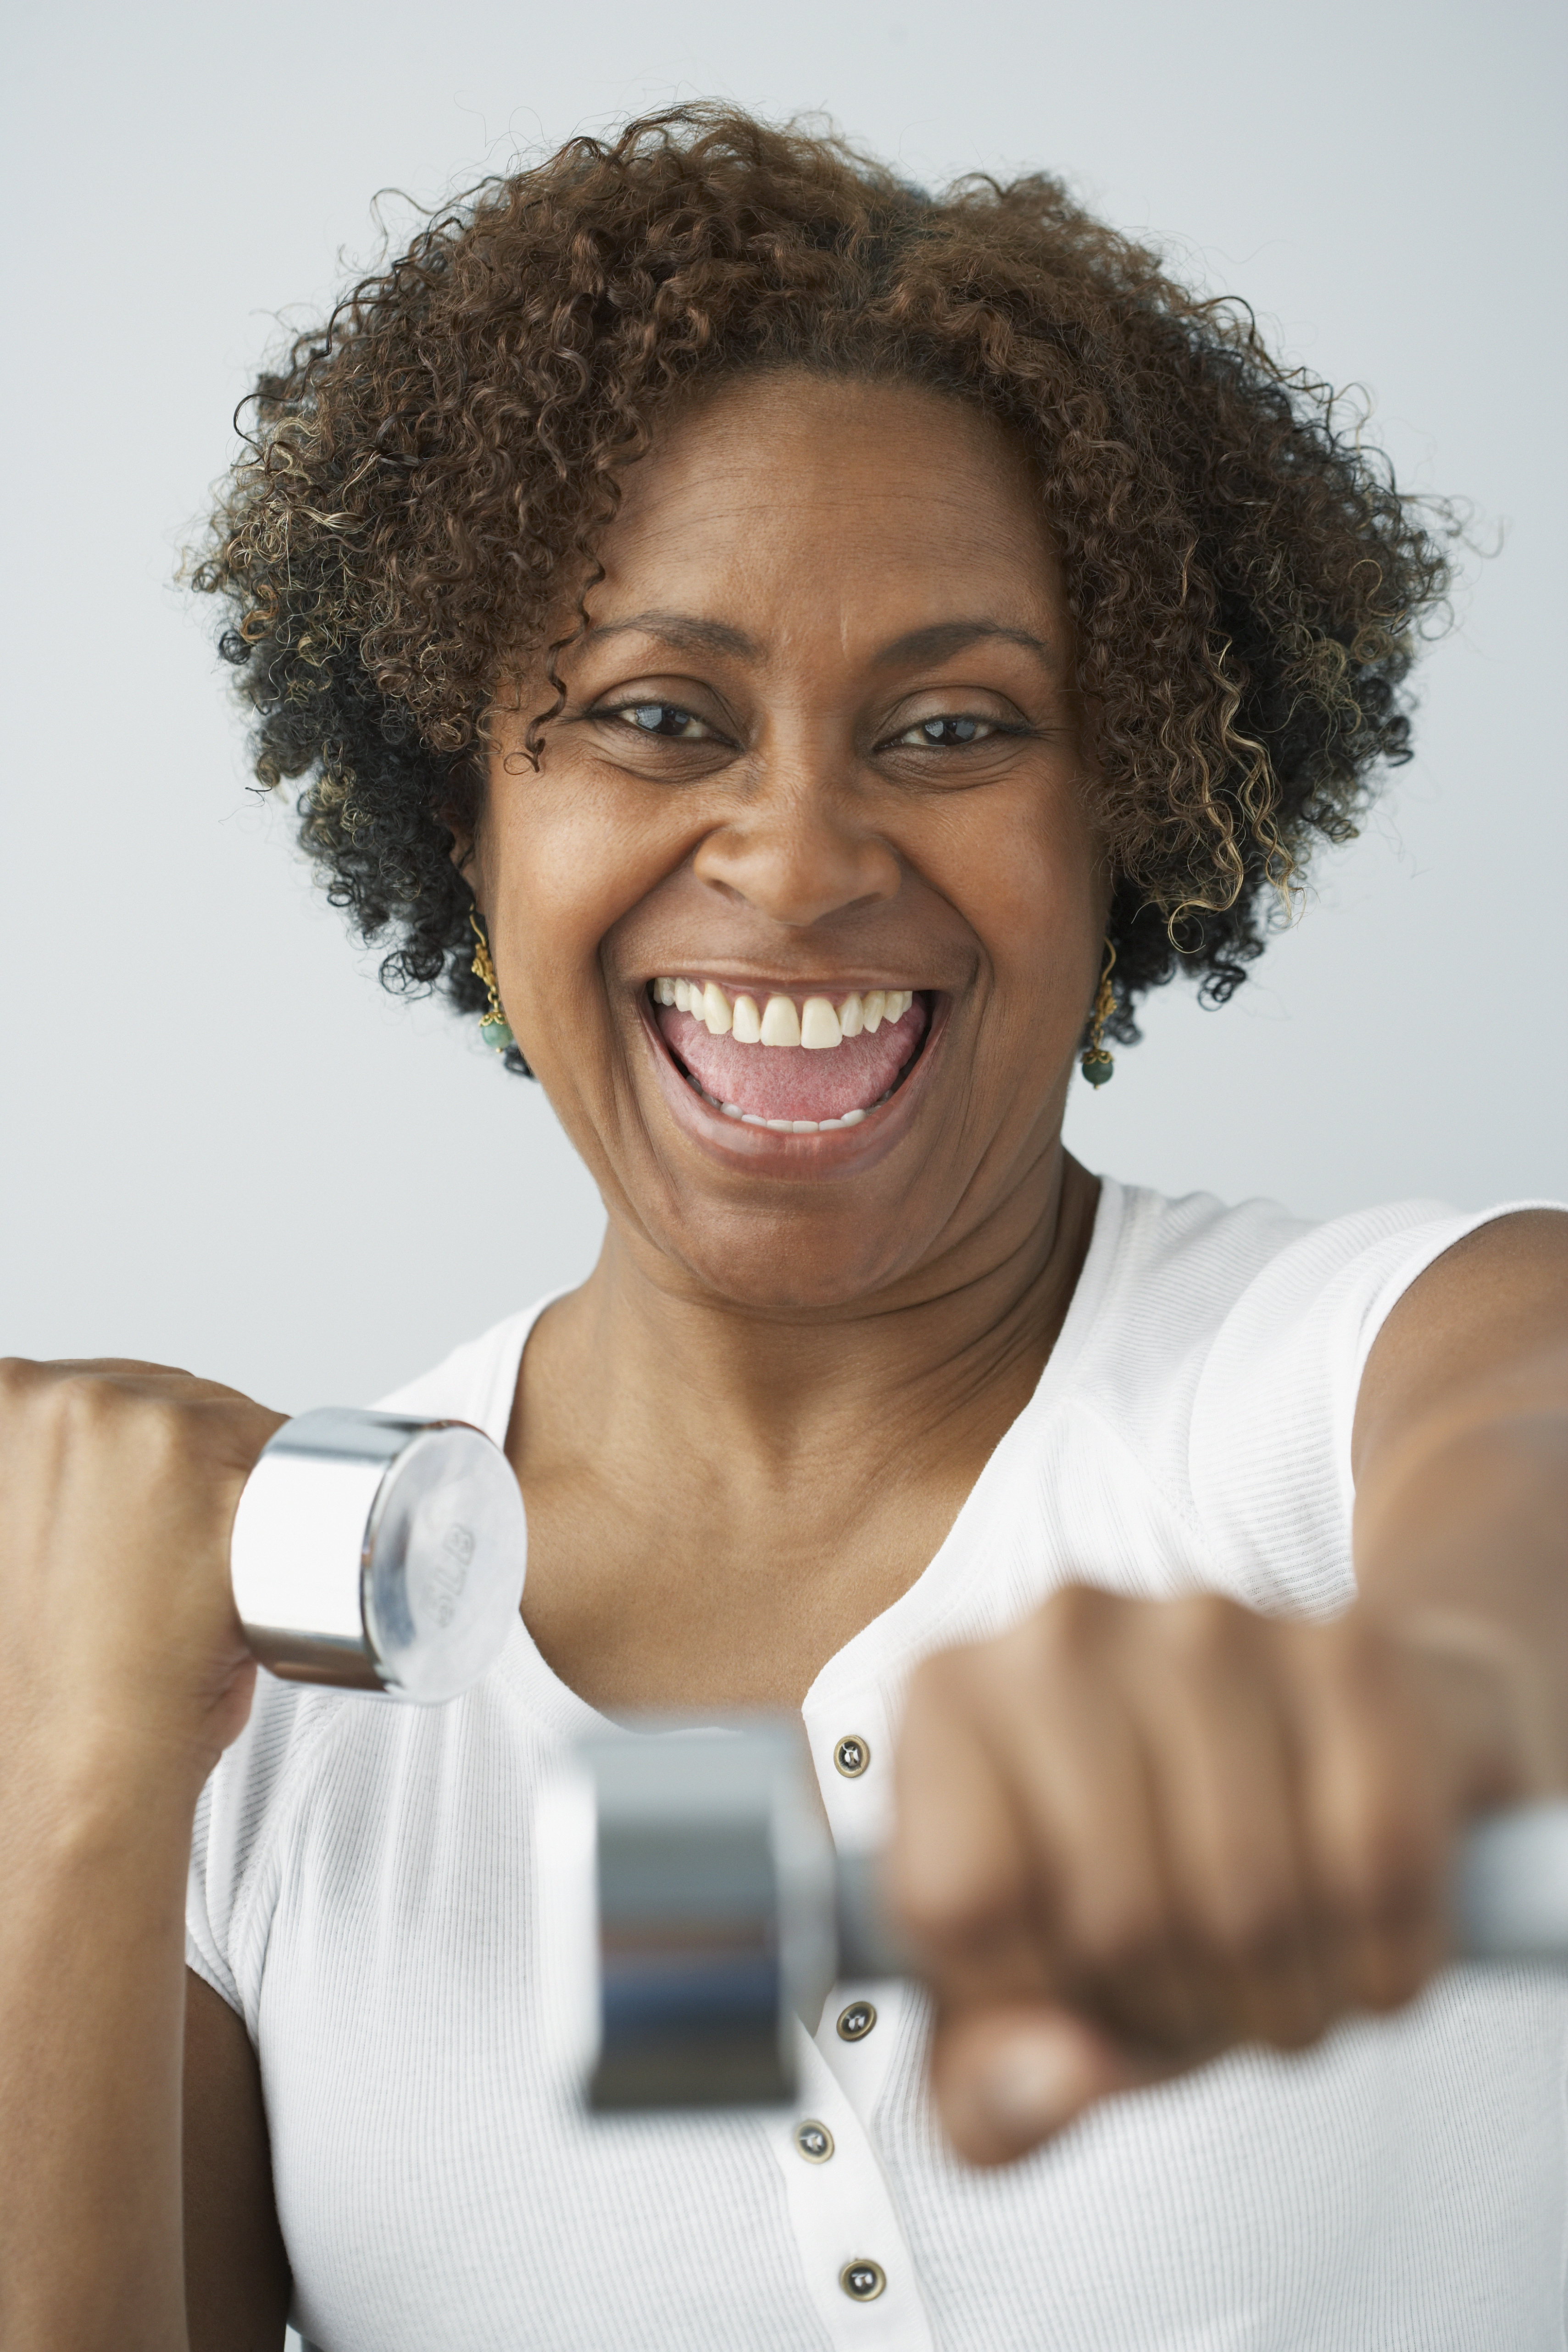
[0,1359,281,2350]
[893,1208,1568,2163]
[183,1972,290,2352]
[0,1753,196,2348]
[1352,1207,1568,1781]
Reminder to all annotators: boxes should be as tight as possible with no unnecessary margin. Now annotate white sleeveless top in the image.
[187,1181,1568,2351]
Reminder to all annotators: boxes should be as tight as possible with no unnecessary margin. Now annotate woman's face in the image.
[478,372,1107,1311]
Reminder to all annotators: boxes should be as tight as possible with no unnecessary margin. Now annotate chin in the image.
[659,1208,938,1315]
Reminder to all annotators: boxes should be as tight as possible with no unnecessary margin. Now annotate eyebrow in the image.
[579,612,762,661]
[871,620,1055,667]
[581,611,1056,673]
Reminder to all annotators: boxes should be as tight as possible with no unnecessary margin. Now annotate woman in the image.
[3,107,1565,2350]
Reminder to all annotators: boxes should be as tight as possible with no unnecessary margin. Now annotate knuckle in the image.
[895,1854,1020,1955]
[904,1643,975,1725]
[42,1368,120,1446]
[131,1395,196,1476]
[43,1373,198,1482]
[1311,1613,1397,1705]
[1163,1592,1246,1666]
[0,1355,45,1407]
[1030,1583,1112,1668]
[912,1636,981,1698]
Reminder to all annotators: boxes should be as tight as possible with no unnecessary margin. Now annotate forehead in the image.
[593,373,1065,641]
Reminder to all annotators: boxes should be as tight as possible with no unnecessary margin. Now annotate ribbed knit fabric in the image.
[189,1181,1568,2350]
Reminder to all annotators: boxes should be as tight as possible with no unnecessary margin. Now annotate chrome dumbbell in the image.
[230,1408,526,1704]
[540,1722,1568,2112]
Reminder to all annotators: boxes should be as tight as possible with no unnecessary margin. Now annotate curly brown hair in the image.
[193,104,1454,1072]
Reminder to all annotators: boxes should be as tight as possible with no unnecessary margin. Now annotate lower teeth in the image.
[687,1074,879,1129]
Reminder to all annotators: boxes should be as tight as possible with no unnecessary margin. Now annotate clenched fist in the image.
[0,1358,284,1792]
[893,1582,1548,2164]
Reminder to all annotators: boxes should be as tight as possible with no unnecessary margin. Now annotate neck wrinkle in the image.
[520,1146,1099,1501]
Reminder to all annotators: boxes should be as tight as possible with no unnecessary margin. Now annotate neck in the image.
[519,1140,1099,1511]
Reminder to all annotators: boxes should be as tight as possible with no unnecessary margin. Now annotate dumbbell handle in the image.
[834,1800,1568,1976]
[566,1726,1568,2111]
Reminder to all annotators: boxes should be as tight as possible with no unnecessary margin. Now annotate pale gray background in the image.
[4,0,1564,1412]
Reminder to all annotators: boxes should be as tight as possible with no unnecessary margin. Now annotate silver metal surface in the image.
[230,1407,526,1703]
[578,1720,835,2109]
[1453,1800,1568,1958]
[565,1727,1568,2112]
[835,1850,912,1980]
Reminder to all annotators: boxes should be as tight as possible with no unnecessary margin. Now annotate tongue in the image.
[658,998,928,1121]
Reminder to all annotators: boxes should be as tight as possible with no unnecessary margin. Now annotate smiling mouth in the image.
[649,977,931,1132]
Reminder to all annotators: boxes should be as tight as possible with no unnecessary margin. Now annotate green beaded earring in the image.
[1080,939,1117,1088]
[469,912,517,1056]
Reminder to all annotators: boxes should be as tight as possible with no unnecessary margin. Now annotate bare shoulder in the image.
[1355,1208,1568,1466]
[183,1968,291,2352]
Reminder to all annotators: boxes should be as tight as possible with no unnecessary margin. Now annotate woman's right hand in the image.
[0,1360,286,2346]
[0,1357,286,1790]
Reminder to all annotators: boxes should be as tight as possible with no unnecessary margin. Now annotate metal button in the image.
[795,2118,834,2163]
[836,1999,877,2042]
[834,1734,871,1778]
[840,2259,887,2302]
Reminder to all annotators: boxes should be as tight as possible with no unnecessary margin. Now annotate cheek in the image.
[484,763,682,1015]
[926,784,1106,1001]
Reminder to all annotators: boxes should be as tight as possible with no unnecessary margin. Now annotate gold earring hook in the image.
[1080,939,1116,1089]
[469,911,516,1056]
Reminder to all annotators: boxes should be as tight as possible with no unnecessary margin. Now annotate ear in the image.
[438,743,487,876]
[442,810,476,874]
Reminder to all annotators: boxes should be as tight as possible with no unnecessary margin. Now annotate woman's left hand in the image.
[891,1583,1553,2165]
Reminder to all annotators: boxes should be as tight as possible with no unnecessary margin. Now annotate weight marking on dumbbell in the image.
[231,1410,525,1703]
[423,1525,476,1629]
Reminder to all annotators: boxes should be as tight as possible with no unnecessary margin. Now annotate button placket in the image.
[770,2018,936,2351]
[799,1691,907,2124]
[803,1692,895,1851]
[817,1979,905,2123]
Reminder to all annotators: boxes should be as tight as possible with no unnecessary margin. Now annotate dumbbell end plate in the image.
[561,1722,837,2110]
[232,1407,526,1704]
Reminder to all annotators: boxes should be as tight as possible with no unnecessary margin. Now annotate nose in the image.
[691,782,902,931]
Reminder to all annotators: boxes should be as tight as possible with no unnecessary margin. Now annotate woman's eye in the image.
[891,715,999,749]
[610,702,716,741]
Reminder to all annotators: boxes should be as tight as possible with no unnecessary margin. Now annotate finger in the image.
[962,1595,1202,2052]
[1287,1619,1448,2016]
[1121,1599,1329,2052]
[891,1651,1046,2007]
[931,1999,1170,2167]
[1386,1607,1557,1807]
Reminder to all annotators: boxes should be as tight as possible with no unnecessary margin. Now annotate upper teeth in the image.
[652,979,914,1045]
